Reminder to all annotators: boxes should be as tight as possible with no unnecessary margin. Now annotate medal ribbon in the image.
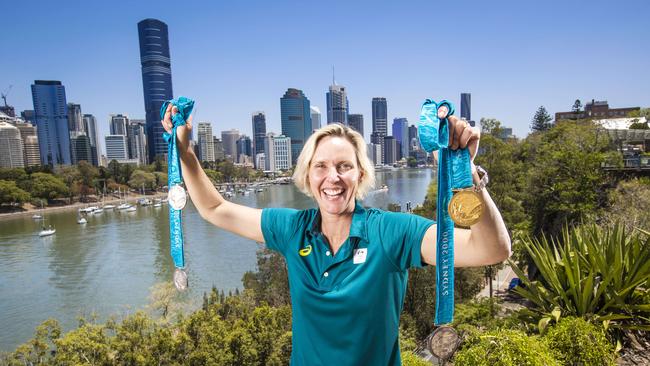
[161,97,194,269]
[418,99,473,325]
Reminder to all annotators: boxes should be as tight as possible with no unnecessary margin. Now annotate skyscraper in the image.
[128,119,148,165]
[461,93,473,126]
[348,114,364,137]
[197,122,215,162]
[408,124,420,152]
[221,129,240,161]
[83,114,100,166]
[67,103,84,134]
[31,80,71,166]
[70,135,93,164]
[15,121,40,167]
[110,114,129,135]
[252,112,266,159]
[280,88,311,164]
[264,133,292,171]
[138,18,174,163]
[236,135,252,164]
[310,106,321,132]
[372,97,388,162]
[0,121,24,168]
[392,118,408,160]
[326,84,348,125]
[105,135,129,161]
[213,136,224,160]
[383,136,397,165]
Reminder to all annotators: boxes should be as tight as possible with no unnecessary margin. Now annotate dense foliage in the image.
[544,317,616,366]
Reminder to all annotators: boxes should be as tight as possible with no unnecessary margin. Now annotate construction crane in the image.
[1,85,13,107]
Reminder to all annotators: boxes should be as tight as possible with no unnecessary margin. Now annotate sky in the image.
[2,0,649,154]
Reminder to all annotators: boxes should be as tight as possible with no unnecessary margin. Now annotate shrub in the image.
[453,328,559,366]
[544,317,615,366]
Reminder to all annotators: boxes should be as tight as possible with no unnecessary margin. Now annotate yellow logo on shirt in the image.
[299,245,312,257]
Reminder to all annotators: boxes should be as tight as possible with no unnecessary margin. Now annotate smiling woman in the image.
[163,106,511,366]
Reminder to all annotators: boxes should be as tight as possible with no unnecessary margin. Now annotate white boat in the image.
[103,204,115,209]
[256,188,264,192]
[117,203,131,210]
[77,217,87,224]
[38,227,56,237]
[92,208,104,214]
[32,214,43,220]
[125,206,137,212]
[153,202,162,208]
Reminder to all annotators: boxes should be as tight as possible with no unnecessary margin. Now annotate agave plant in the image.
[509,223,650,332]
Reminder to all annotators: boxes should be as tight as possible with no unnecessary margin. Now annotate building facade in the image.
[110,114,128,135]
[348,114,364,136]
[372,97,388,161]
[15,121,41,167]
[197,122,215,162]
[128,119,148,165]
[138,18,174,163]
[105,135,129,161]
[213,136,224,160]
[0,121,25,168]
[70,134,93,164]
[392,118,408,160]
[31,80,71,166]
[82,114,100,166]
[310,106,321,132]
[67,103,84,134]
[280,88,311,164]
[555,100,639,121]
[252,112,266,160]
[383,136,397,165]
[221,129,240,161]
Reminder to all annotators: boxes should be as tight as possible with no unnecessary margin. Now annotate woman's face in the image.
[308,136,361,216]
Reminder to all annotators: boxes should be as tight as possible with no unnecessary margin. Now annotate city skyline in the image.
[2,0,649,150]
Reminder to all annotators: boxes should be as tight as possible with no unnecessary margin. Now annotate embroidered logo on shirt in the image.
[353,248,367,264]
[299,245,312,257]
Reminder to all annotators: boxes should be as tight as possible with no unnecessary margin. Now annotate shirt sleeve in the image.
[377,211,435,271]
[261,207,301,255]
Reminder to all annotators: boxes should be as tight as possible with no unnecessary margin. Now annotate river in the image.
[0,168,434,352]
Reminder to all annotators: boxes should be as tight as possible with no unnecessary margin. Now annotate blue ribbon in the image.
[160,97,194,269]
[418,99,473,325]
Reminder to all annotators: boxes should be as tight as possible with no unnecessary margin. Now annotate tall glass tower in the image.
[252,112,266,158]
[461,93,471,121]
[31,80,71,166]
[138,18,173,163]
[372,97,388,160]
[326,84,348,125]
[280,88,311,165]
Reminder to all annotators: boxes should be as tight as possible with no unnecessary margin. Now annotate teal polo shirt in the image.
[261,202,435,366]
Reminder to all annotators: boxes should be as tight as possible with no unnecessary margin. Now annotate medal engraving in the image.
[168,184,187,210]
[428,326,460,361]
[448,190,483,227]
[173,268,188,291]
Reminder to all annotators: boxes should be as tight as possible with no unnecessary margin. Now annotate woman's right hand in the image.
[161,103,193,155]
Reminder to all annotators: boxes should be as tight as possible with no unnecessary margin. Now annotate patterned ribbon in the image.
[160,97,194,270]
[418,99,473,325]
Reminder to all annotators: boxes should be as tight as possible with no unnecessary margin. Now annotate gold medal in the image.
[448,189,483,227]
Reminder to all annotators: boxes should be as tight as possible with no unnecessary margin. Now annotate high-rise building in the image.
[326,84,348,125]
[236,135,252,163]
[348,114,364,136]
[367,143,382,166]
[460,93,471,122]
[252,112,266,159]
[138,18,174,163]
[20,110,34,124]
[255,153,265,171]
[408,124,420,152]
[0,121,25,168]
[221,129,239,161]
[372,97,388,161]
[264,133,292,171]
[67,103,84,134]
[83,114,100,166]
[110,114,128,135]
[128,119,148,165]
[280,88,311,164]
[392,118,408,160]
[31,80,71,166]
[310,106,321,132]
[105,135,129,161]
[197,122,215,162]
[213,136,224,160]
[70,134,93,164]
[15,121,40,167]
[0,105,15,118]
[383,136,397,165]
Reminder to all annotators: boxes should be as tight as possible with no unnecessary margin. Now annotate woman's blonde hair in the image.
[293,123,375,199]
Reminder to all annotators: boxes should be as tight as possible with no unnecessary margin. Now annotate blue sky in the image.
[2,0,648,152]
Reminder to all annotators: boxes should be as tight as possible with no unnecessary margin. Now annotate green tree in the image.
[77,161,98,200]
[601,178,650,231]
[0,180,31,205]
[128,170,157,191]
[153,171,168,188]
[55,165,81,203]
[531,105,553,132]
[30,173,69,202]
[243,249,291,307]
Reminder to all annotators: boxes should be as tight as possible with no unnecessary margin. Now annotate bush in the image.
[453,328,559,366]
[544,317,615,366]
[401,351,430,366]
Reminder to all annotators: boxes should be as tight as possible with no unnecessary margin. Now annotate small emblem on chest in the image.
[299,245,312,257]
[353,248,367,264]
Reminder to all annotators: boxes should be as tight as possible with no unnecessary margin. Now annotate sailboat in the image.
[77,212,87,224]
[117,187,131,210]
[103,183,115,209]
[32,201,44,220]
[38,226,56,236]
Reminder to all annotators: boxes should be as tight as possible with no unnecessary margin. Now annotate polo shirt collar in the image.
[308,201,368,241]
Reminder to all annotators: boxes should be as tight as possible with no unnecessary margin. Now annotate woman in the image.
[162,104,510,366]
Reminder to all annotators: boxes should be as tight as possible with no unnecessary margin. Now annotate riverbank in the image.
[0,192,169,221]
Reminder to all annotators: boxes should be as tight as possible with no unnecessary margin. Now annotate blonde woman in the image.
[162,104,510,366]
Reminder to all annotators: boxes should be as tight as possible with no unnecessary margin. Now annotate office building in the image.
[213,136,224,160]
[0,121,24,168]
[15,121,40,167]
[105,135,129,161]
[326,84,348,125]
[367,143,382,166]
[70,134,93,164]
[555,100,639,121]
[221,129,239,161]
[31,80,71,166]
[348,114,364,136]
[138,18,174,162]
[372,97,388,160]
[264,133,292,171]
[236,135,252,163]
[383,136,397,165]
[252,112,266,159]
[197,122,215,162]
[310,106,321,132]
[67,103,84,134]
[128,119,148,165]
[392,118,408,160]
[280,88,311,164]
[110,114,128,135]
[83,114,100,166]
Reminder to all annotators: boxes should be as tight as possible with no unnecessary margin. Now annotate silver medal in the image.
[168,184,187,210]
[173,268,188,291]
